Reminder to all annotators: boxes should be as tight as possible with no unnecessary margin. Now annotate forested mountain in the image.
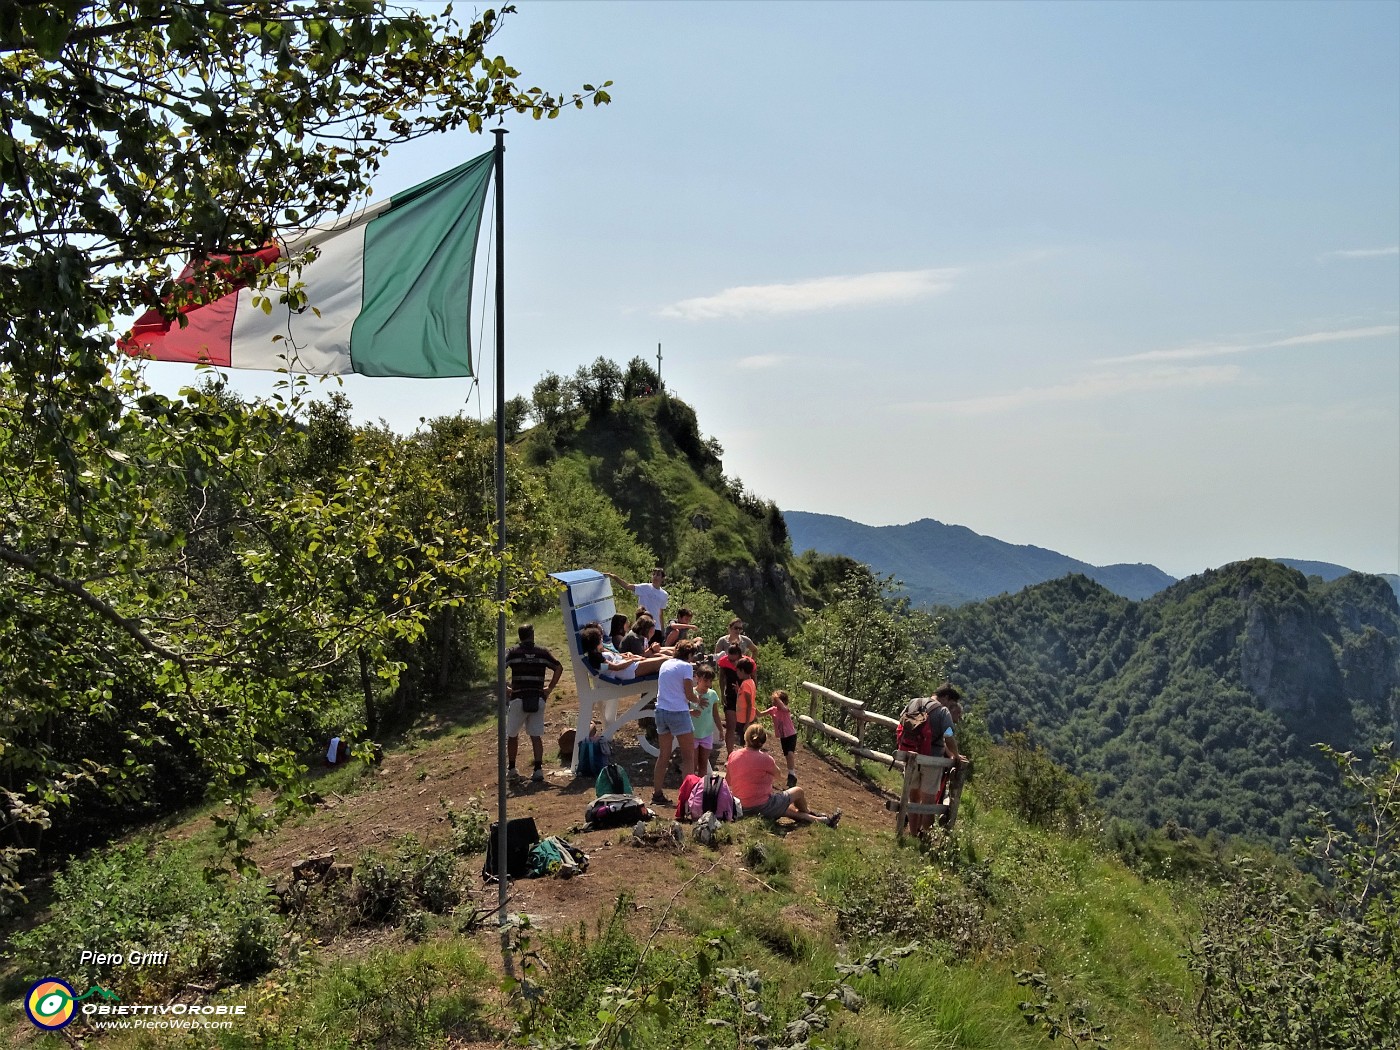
[938,559,1400,844]
[785,509,1176,606]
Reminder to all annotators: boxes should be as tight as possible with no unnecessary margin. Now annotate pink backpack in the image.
[686,773,742,821]
[674,774,703,821]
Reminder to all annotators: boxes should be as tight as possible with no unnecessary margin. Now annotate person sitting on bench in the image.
[608,613,630,652]
[581,625,669,682]
[619,614,662,657]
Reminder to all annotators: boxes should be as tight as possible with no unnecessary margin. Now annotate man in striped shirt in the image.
[506,624,563,783]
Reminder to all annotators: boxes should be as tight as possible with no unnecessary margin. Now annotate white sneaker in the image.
[531,766,544,783]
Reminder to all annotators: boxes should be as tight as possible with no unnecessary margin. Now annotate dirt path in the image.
[253,674,898,933]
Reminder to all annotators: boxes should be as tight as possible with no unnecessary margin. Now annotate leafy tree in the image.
[573,356,624,416]
[1189,744,1400,1048]
[622,355,661,399]
[502,394,531,441]
[0,2,606,905]
[530,370,575,433]
[790,568,952,733]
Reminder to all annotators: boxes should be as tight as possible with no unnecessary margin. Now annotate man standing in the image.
[898,683,964,834]
[505,624,563,783]
[604,567,669,626]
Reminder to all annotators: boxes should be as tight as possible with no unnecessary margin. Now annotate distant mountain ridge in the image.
[784,510,1177,606]
[1277,559,1400,601]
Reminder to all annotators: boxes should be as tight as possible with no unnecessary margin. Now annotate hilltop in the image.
[516,381,809,635]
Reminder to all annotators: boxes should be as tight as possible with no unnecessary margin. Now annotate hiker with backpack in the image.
[897,683,965,834]
[727,723,840,828]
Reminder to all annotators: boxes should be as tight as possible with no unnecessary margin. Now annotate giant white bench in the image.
[550,569,663,772]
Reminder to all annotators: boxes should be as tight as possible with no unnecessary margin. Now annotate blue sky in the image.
[143,1,1400,580]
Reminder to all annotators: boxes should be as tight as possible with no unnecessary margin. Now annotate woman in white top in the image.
[650,639,700,805]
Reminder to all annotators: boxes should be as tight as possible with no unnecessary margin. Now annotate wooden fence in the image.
[798,681,966,837]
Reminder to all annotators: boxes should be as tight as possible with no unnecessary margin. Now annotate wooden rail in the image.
[799,681,967,836]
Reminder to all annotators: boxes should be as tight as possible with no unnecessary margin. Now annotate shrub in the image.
[983,732,1098,834]
[349,836,465,926]
[1188,744,1400,1048]
[9,840,280,997]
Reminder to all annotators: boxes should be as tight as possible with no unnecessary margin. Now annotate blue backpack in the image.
[576,735,611,778]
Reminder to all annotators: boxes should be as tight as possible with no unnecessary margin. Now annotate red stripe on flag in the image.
[121,246,283,365]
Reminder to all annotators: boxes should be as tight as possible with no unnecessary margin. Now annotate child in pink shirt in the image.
[762,689,799,788]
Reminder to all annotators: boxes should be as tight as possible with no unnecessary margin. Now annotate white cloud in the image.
[658,268,959,321]
[914,365,1242,417]
[736,353,794,370]
[1097,325,1400,365]
[1323,246,1400,259]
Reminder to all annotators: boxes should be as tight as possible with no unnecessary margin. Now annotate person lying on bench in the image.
[581,625,670,682]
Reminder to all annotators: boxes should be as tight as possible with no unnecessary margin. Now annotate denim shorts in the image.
[653,706,694,738]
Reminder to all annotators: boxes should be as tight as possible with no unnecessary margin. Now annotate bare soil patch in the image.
[253,674,897,935]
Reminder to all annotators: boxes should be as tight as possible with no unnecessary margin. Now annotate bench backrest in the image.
[550,569,617,669]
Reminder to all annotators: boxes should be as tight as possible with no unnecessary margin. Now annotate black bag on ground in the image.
[483,817,540,882]
[585,793,651,830]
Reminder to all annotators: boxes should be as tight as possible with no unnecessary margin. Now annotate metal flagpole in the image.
[491,127,509,925]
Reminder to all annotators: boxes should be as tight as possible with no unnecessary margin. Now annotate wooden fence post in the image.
[895,750,914,841]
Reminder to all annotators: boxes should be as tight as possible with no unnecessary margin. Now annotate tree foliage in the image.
[939,562,1400,844]
[788,567,953,729]
[1189,744,1400,1048]
[0,2,607,907]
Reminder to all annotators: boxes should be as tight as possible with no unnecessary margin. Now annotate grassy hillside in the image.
[938,559,1400,844]
[0,628,1211,1049]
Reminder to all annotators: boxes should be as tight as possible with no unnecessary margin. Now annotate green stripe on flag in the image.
[349,150,494,378]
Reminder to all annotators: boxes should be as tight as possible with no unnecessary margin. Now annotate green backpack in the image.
[527,835,588,878]
[594,762,632,797]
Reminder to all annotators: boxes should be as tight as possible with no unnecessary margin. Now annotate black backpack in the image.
[482,817,540,882]
[584,793,651,830]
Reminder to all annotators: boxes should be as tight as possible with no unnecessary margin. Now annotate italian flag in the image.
[123,150,494,378]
